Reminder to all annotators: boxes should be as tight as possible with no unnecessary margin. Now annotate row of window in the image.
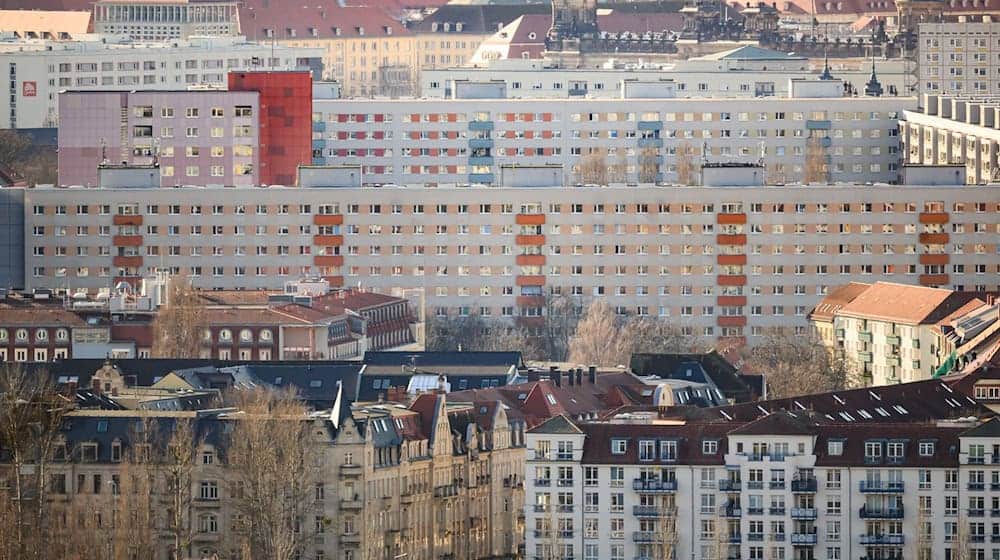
[0,327,69,343]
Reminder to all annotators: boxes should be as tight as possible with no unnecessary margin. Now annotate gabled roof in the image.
[727,411,816,436]
[836,282,979,325]
[239,1,411,40]
[808,282,870,322]
[408,4,550,34]
[580,421,732,465]
[962,417,1000,438]
[231,363,362,408]
[528,413,582,434]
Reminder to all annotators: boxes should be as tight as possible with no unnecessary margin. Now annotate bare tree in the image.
[112,433,159,560]
[675,142,699,186]
[536,292,581,362]
[803,136,829,184]
[638,146,661,183]
[740,328,859,398]
[162,417,199,560]
[567,300,629,366]
[0,364,70,560]
[151,276,206,358]
[656,494,678,560]
[0,130,56,185]
[224,388,326,560]
[609,150,628,183]
[623,318,705,356]
[575,151,608,185]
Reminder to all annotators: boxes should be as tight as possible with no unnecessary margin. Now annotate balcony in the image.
[885,356,900,367]
[633,531,662,543]
[532,504,549,512]
[718,480,741,492]
[859,481,904,493]
[340,532,361,545]
[769,507,786,516]
[468,120,494,131]
[632,479,677,493]
[633,505,675,517]
[860,556,902,560]
[720,505,742,518]
[556,479,574,487]
[534,479,551,487]
[772,533,786,542]
[859,506,904,519]
[791,533,818,545]
[637,121,662,131]
[340,498,362,510]
[746,481,764,490]
[515,234,545,246]
[748,533,765,542]
[468,156,494,166]
[791,478,818,493]
[468,138,494,149]
[516,275,545,287]
[747,507,764,515]
[791,507,817,520]
[112,235,142,247]
[969,482,986,491]
[728,534,742,544]
[112,214,143,226]
[769,481,786,490]
[859,534,904,546]
[339,464,361,477]
[885,335,901,346]
[968,508,986,517]
[313,214,344,226]
[637,137,663,148]
[858,351,873,363]
[112,255,143,267]
[468,173,494,184]
[858,331,873,343]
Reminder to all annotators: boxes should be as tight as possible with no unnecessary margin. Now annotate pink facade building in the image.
[58,90,260,187]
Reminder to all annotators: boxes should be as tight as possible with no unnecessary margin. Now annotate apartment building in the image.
[11,175,1000,348]
[918,19,1000,97]
[311,88,913,186]
[0,35,322,129]
[421,50,909,100]
[525,374,1000,560]
[901,95,1000,184]
[92,0,241,40]
[57,70,310,187]
[23,386,525,560]
[810,282,1000,386]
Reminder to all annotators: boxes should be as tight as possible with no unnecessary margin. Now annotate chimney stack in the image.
[567,371,574,385]
[527,371,539,383]
[576,368,583,385]
[552,373,561,387]
[588,365,597,384]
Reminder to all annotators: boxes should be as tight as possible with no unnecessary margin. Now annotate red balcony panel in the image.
[718,275,747,286]
[717,316,748,327]
[112,215,143,226]
[112,235,143,247]
[717,254,747,266]
[314,255,344,267]
[515,235,545,246]
[313,214,344,226]
[716,234,747,245]
[324,276,345,288]
[313,235,344,246]
[516,295,546,307]
[918,232,949,244]
[515,214,546,225]
[919,254,949,266]
[112,256,143,267]
[516,254,546,266]
[716,213,747,225]
[918,212,949,225]
[515,275,545,287]
[919,274,949,286]
[516,316,545,328]
[716,295,747,306]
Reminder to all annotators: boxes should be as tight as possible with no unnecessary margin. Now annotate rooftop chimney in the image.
[552,373,561,387]
[588,365,597,384]
[567,371,575,385]
[576,369,583,386]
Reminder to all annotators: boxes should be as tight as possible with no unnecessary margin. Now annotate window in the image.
[703,440,718,454]
[199,481,218,500]
[828,440,844,456]
[611,439,626,455]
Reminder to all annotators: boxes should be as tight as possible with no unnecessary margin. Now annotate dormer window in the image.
[55,328,68,341]
[385,26,392,35]
[264,28,274,38]
[357,26,365,36]
[443,23,450,32]
[0,329,7,341]
[259,329,272,342]
[15,329,27,342]
[333,26,342,36]
[431,22,438,32]
[611,439,626,455]
[309,27,318,37]
[286,27,296,38]
[456,22,463,32]
[202,329,212,341]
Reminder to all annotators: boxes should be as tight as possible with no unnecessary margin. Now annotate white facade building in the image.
[525,384,1000,560]
[901,95,1000,185]
[918,19,1000,98]
[0,35,322,128]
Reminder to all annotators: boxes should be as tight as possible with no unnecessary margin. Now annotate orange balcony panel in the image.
[112,256,143,267]
[516,316,545,328]
[717,254,747,266]
[918,212,949,224]
[515,235,545,246]
[313,214,344,226]
[516,295,546,307]
[313,235,344,246]
[716,295,747,306]
[515,214,546,225]
[112,214,143,226]
[919,254,949,266]
[716,213,747,225]
[324,276,345,288]
[718,275,747,286]
[716,234,747,245]
[515,275,545,287]
[314,255,344,267]
[919,274,949,286]
[717,316,748,327]
[516,254,546,266]
[918,232,949,244]
[112,235,143,247]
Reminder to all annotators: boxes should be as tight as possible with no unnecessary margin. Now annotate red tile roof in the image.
[238,0,411,40]
[580,421,733,465]
[0,304,88,327]
[808,282,871,322]
[837,282,976,325]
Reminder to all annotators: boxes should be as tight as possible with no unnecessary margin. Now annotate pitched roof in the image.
[363,350,522,367]
[962,417,1000,438]
[580,421,732,465]
[528,414,582,434]
[813,422,963,468]
[836,282,976,325]
[808,282,871,322]
[0,9,91,37]
[238,0,411,40]
[727,411,816,436]
[630,350,757,402]
[408,4,550,34]
[0,304,88,327]
[596,10,684,34]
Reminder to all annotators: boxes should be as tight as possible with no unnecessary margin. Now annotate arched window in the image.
[35,329,48,342]
[219,329,232,342]
[15,329,27,342]
[259,329,273,342]
[239,329,252,342]
[56,328,69,341]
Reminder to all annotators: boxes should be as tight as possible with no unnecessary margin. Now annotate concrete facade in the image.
[0,188,24,291]
[901,95,1000,184]
[93,0,241,41]
[311,95,914,186]
[0,36,323,129]
[14,181,1000,347]
[919,20,1000,98]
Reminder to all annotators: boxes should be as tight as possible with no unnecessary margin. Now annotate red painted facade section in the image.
[228,71,312,186]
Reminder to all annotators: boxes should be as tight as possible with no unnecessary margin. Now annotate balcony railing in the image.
[769,481,786,490]
[720,505,742,518]
[969,508,986,517]
[535,479,551,487]
[769,507,786,516]
[968,482,986,491]
[632,479,678,492]
[859,506,904,519]
[633,505,676,517]
[791,478,818,492]
[859,480,904,493]
[633,531,662,543]
[791,507,818,519]
[791,533,818,545]
[859,534,904,546]
[718,480,742,491]
[748,533,765,542]
[747,507,764,515]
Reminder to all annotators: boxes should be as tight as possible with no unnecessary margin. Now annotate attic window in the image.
[832,394,846,405]
[310,380,322,388]
[517,393,527,400]
[892,405,908,415]
[431,22,438,32]
[857,409,872,419]
[384,26,392,35]
[458,379,468,390]
[443,23,450,32]
[264,28,273,38]
[333,27,342,36]
[97,420,109,433]
[286,28,296,37]
[828,440,844,455]
[479,406,487,414]
[546,394,557,405]
[274,377,283,386]
[868,390,882,401]
[874,407,890,417]
[309,27,318,37]
[357,26,365,36]
[81,443,98,462]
